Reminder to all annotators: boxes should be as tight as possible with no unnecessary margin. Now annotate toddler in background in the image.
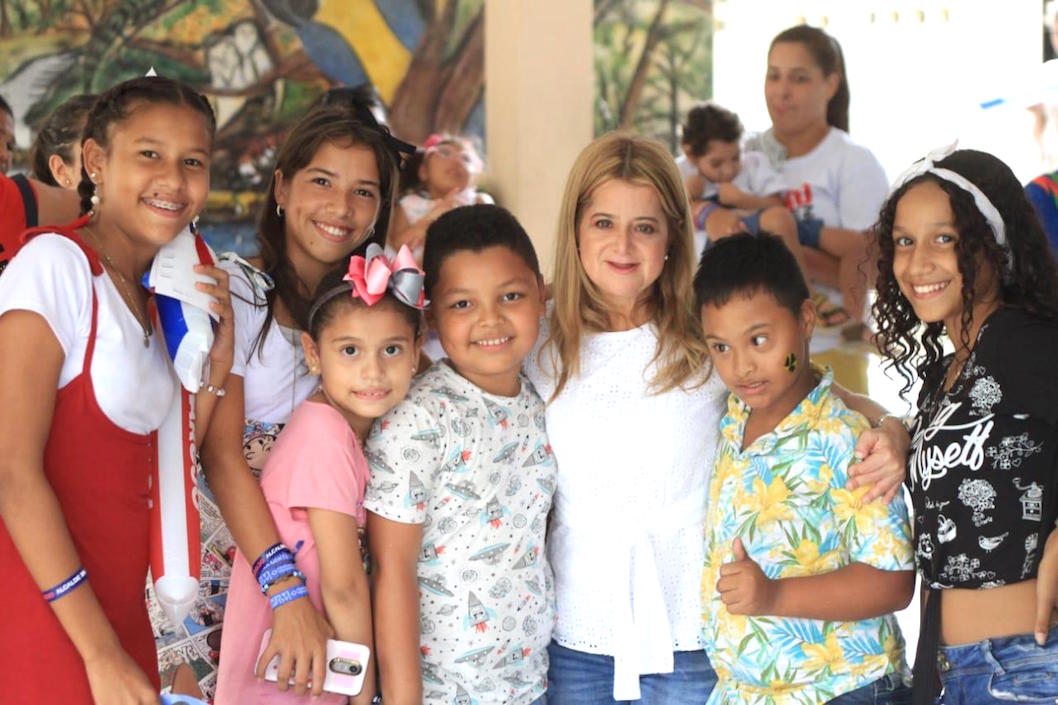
[367,204,553,705]
[695,232,914,704]
[215,247,426,704]
[387,134,494,258]
[679,103,848,326]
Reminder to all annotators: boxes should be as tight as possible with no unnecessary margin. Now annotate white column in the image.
[485,0,594,279]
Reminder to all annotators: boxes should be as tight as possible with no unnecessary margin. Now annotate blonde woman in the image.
[525,132,911,704]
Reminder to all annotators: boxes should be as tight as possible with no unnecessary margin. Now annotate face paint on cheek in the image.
[784,353,797,373]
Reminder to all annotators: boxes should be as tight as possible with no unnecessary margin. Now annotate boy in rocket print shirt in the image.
[365,206,554,705]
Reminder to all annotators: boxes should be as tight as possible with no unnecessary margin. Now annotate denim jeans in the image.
[828,672,912,704]
[546,641,717,705]
[937,625,1058,704]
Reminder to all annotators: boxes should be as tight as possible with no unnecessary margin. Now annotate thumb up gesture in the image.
[717,537,777,616]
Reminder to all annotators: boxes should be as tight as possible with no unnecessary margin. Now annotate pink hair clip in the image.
[344,244,427,310]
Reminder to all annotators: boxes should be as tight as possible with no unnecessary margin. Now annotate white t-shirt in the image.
[224,260,317,424]
[675,150,788,200]
[748,127,888,231]
[0,234,176,434]
[524,315,727,701]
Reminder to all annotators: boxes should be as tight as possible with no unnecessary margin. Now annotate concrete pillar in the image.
[485,0,594,279]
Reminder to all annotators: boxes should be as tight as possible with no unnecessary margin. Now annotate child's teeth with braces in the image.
[144,198,182,211]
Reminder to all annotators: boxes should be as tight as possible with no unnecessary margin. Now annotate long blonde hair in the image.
[541,131,710,400]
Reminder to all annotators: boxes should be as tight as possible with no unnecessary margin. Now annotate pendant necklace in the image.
[84,228,151,347]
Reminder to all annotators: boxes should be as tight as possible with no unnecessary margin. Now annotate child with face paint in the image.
[694,232,915,704]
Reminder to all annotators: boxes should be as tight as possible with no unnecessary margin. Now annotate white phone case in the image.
[259,629,371,696]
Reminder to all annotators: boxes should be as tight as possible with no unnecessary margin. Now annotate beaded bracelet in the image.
[269,583,309,610]
[42,567,88,603]
[202,383,226,397]
[262,569,306,596]
[253,543,288,577]
[875,412,908,431]
[259,561,306,595]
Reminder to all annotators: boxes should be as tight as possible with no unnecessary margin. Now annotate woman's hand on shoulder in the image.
[196,263,235,380]
[84,648,160,705]
[846,416,910,504]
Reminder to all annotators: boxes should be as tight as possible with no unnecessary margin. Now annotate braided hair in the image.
[77,77,216,216]
[29,94,97,187]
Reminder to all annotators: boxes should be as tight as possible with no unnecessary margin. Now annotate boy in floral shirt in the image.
[693,233,915,705]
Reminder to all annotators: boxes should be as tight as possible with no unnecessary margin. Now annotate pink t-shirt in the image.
[215,400,369,704]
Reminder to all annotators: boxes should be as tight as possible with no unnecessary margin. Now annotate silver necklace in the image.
[84,228,151,347]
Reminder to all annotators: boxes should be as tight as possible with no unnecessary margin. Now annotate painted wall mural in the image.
[0,0,484,253]
[593,0,712,153]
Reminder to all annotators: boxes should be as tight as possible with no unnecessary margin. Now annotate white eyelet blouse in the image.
[525,314,726,700]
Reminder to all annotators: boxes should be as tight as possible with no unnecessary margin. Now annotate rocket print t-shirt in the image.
[364,361,555,705]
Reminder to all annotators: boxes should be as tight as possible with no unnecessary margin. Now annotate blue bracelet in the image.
[695,201,721,231]
[253,543,288,578]
[269,583,309,610]
[42,567,88,603]
[258,561,306,594]
[257,552,297,589]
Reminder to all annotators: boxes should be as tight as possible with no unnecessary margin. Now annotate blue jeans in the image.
[546,641,717,705]
[937,625,1058,704]
[828,673,911,704]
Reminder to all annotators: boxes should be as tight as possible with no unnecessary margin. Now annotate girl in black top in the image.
[873,146,1058,704]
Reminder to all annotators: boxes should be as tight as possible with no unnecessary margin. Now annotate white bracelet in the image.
[203,383,226,398]
[875,412,906,430]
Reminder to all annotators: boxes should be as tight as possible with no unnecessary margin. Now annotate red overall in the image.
[0,230,161,703]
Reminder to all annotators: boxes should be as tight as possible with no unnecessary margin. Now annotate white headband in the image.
[891,141,1014,277]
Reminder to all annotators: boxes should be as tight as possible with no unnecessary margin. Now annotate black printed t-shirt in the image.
[908,307,1058,590]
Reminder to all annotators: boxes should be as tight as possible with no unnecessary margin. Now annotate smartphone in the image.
[258,629,371,696]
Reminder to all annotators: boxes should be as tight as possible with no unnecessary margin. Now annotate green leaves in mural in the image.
[594,0,713,151]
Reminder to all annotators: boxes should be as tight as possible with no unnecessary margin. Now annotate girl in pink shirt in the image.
[216,247,425,704]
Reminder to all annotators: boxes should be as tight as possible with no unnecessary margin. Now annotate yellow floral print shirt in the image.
[701,368,913,705]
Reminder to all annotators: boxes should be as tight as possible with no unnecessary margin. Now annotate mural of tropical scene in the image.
[593,0,712,153]
[0,0,485,253]
[0,0,711,252]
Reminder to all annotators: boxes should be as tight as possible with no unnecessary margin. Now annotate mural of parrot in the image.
[260,0,424,102]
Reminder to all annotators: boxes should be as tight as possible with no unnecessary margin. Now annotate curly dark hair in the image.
[680,103,743,158]
[871,149,1058,402]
